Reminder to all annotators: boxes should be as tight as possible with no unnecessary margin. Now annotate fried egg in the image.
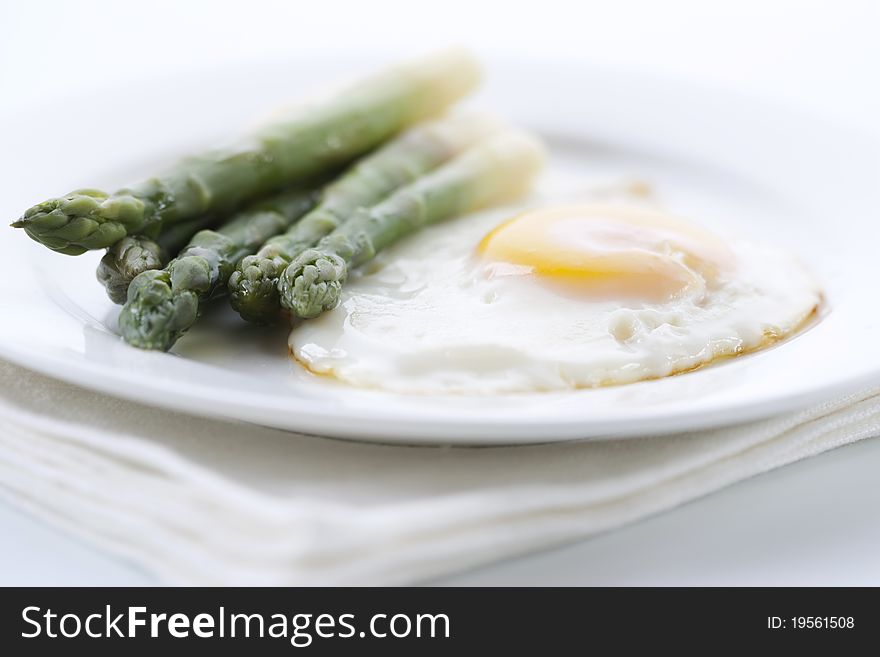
[290,202,822,394]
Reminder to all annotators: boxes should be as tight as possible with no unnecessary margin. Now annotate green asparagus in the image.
[12,49,481,255]
[118,188,317,350]
[278,130,545,320]
[96,214,218,304]
[227,113,500,324]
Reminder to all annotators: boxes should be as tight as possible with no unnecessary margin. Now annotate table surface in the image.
[2,0,879,586]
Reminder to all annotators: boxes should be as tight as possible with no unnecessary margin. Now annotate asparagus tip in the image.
[228,254,287,325]
[13,190,144,253]
[278,249,348,319]
[118,270,198,351]
[97,236,167,305]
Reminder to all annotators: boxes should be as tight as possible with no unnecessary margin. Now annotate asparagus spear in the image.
[96,215,218,304]
[118,188,317,350]
[96,236,165,305]
[228,113,500,324]
[278,130,545,320]
[11,49,481,255]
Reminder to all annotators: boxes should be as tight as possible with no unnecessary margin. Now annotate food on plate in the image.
[119,187,317,350]
[278,130,546,320]
[10,49,824,390]
[96,236,167,306]
[228,112,502,325]
[290,204,822,393]
[96,214,218,304]
[11,49,480,255]
[479,204,731,301]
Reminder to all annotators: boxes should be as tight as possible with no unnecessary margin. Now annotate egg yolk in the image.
[477,204,733,301]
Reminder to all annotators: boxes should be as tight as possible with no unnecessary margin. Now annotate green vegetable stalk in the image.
[118,188,317,350]
[96,215,218,304]
[12,49,481,255]
[278,130,545,320]
[228,113,500,324]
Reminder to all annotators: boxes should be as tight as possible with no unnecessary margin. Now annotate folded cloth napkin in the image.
[1,357,879,585]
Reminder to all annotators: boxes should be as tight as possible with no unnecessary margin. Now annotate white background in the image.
[1,0,879,584]
[3,0,878,130]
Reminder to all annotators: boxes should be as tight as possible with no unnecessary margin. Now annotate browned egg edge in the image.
[287,298,824,395]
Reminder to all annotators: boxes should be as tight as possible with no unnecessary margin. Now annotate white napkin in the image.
[1,358,878,585]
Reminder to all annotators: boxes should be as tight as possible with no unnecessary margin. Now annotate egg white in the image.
[290,196,821,395]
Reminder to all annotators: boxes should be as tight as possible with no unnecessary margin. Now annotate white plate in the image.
[1,58,878,444]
